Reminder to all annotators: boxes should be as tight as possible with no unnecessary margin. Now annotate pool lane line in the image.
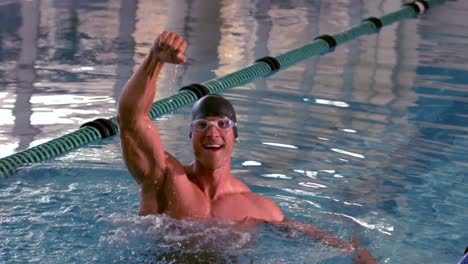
[0,0,448,179]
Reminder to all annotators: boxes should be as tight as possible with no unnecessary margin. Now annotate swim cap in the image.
[190,94,238,138]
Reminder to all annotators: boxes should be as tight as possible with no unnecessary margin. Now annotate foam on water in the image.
[97,214,254,263]
[94,213,346,263]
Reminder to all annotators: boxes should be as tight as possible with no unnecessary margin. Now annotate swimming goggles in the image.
[189,117,237,132]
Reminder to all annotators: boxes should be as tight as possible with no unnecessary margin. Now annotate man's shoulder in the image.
[238,191,285,221]
[217,189,272,206]
[214,191,284,222]
[248,192,284,221]
[241,191,276,205]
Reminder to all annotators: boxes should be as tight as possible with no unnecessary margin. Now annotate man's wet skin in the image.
[117,31,378,264]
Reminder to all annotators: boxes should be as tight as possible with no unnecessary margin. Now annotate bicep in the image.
[119,116,167,185]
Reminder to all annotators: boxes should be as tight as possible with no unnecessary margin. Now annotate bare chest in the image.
[162,185,265,221]
[210,194,265,221]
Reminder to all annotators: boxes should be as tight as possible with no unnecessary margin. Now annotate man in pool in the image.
[117,31,377,264]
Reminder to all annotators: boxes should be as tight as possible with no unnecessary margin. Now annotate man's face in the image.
[191,116,235,170]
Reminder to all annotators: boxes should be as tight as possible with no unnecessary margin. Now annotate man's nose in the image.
[205,124,221,136]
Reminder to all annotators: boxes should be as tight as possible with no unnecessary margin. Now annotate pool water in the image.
[0,0,467,263]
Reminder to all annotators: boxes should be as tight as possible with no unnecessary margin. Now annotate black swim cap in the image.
[190,94,238,138]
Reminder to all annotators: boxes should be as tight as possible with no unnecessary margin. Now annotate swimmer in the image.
[117,31,377,264]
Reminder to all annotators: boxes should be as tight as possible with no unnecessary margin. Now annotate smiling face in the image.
[191,116,235,170]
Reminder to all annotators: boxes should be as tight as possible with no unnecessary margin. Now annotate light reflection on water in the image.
[0,0,467,263]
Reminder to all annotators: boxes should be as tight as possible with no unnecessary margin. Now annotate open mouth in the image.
[204,144,224,151]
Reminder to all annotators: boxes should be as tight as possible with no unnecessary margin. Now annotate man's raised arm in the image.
[117,32,187,215]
